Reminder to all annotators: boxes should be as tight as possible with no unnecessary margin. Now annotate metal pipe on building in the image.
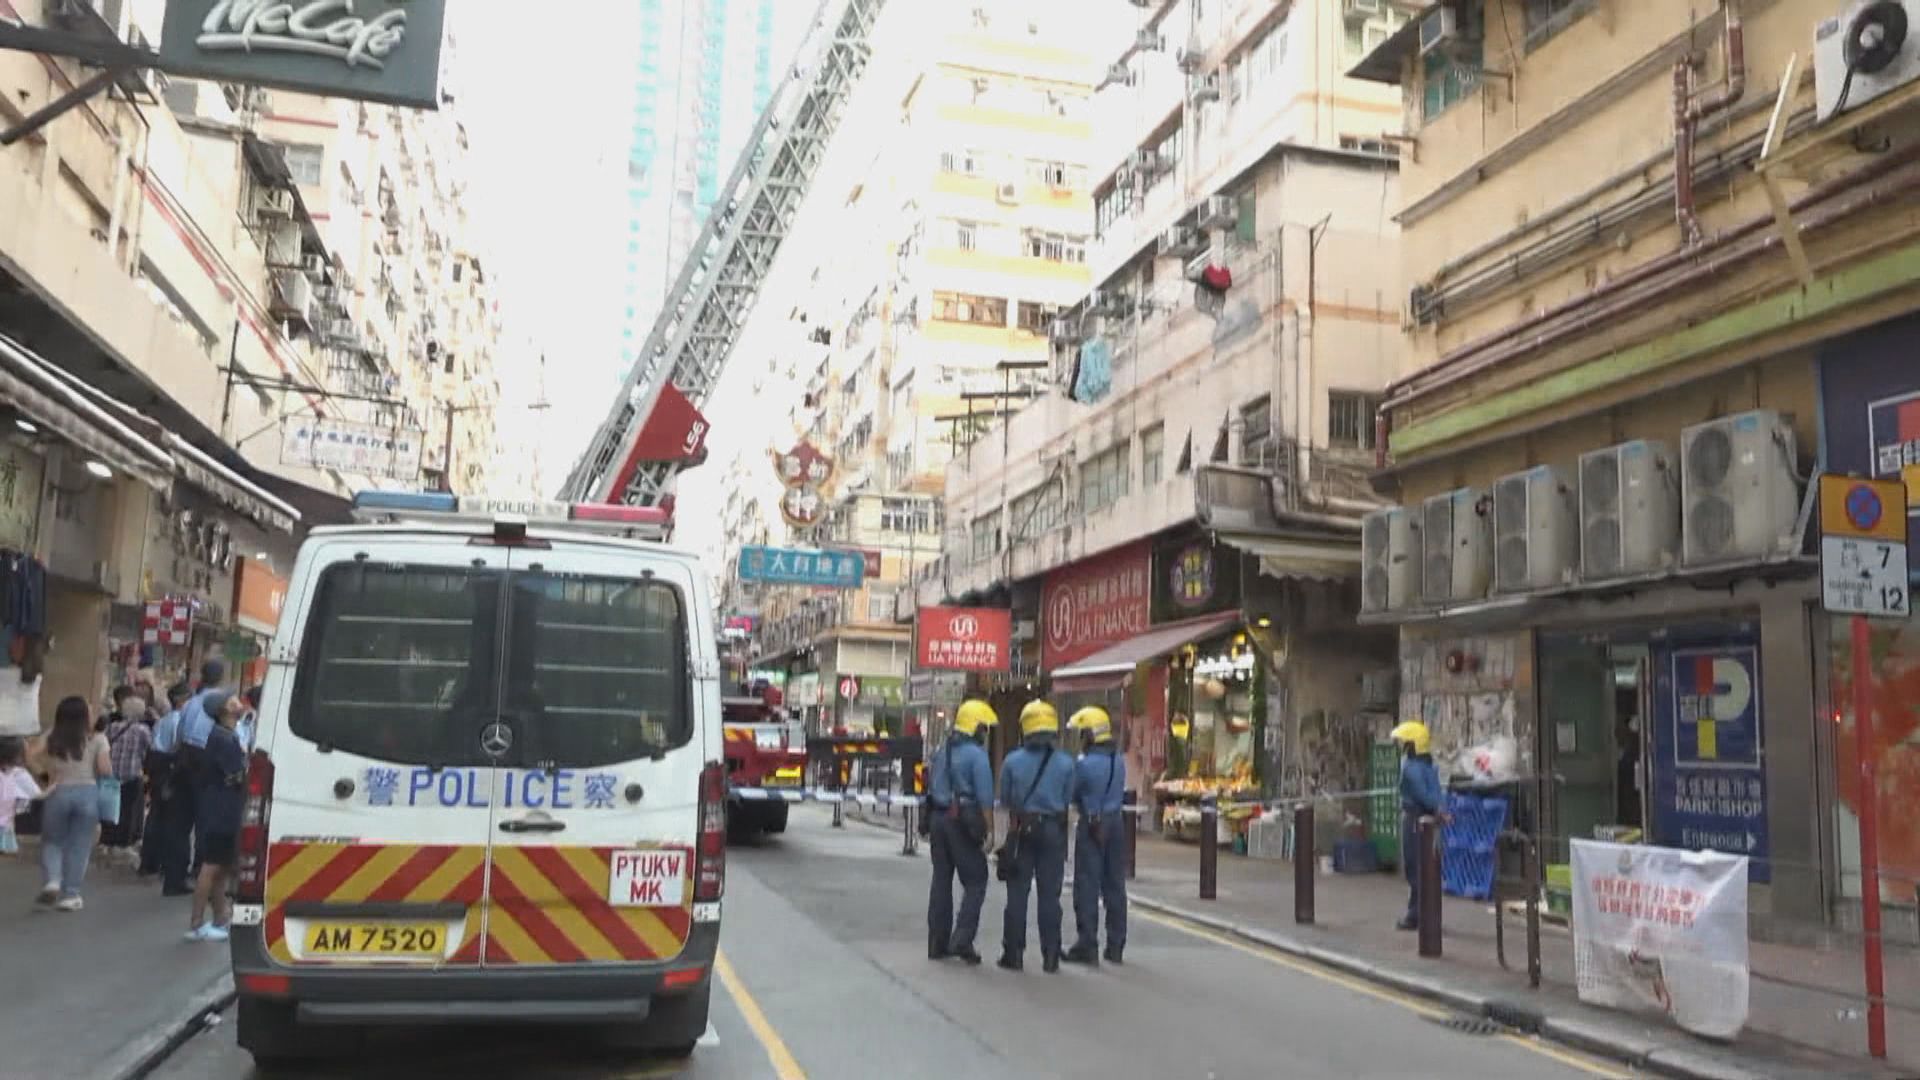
[1675,0,1747,244]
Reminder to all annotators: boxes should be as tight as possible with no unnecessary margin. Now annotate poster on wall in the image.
[1650,640,1769,881]
[1829,619,1920,901]
[1820,316,1920,577]
[1570,840,1750,1039]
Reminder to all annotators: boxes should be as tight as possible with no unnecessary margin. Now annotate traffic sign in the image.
[838,676,860,700]
[1819,475,1909,618]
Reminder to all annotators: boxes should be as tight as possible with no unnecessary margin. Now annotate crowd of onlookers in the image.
[0,659,258,940]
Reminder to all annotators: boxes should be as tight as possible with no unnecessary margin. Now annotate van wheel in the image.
[766,803,789,834]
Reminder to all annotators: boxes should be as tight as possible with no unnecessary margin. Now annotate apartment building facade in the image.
[1352,0,1920,934]
[0,0,506,718]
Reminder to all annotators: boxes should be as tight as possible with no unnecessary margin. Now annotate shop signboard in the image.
[1819,315,1920,579]
[1151,534,1242,623]
[856,676,904,708]
[737,545,865,588]
[0,441,43,552]
[906,671,966,706]
[1041,541,1150,671]
[159,1,450,109]
[915,606,1011,672]
[232,558,289,637]
[1650,639,1769,881]
[280,418,423,481]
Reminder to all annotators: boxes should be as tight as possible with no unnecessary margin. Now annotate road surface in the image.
[149,805,1629,1079]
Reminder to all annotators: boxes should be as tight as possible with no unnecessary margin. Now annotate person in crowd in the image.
[102,685,152,856]
[997,699,1075,973]
[236,685,262,753]
[1064,706,1128,967]
[36,696,109,911]
[926,699,996,966]
[0,737,41,857]
[187,690,247,942]
[149,682,195,893]
[169,660,228,891]
[1390,719,1447,932]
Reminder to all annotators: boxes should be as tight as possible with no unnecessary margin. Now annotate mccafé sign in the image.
[161,0,449,109]
[915,606,1011,673]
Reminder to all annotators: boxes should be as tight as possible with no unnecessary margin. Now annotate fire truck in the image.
[721,684,808,837]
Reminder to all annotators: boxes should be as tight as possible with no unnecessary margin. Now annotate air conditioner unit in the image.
[270,270,313,323]
[1157,225,1206,257]
[1419,6,1461,55]
[1814,2,1920,122]
[299,253,326,276]
[1190,74,1221,103]
[1421,487,1490,605]
[1345,0,1384,21]
[1128,148,1160,173]
[1176,46,1207,74]
[1135,29,1164,51]
[1492,465,1578,594]
[1197,194,1239,229]
[1182,252,1211,283]
[996,181,1019,203]
[1107,61,1135,86]
[1579,439,1679,580]
[1361,507,1420,613]
[1680,409,1802,566]
[254,188,294,220]
[1048,317,1079,342]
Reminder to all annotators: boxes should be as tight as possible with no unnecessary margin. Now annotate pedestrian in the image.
[149,682,195,893]
[1390,719,1447,931]
[926,699,996,966]
[996,699,1074,973]
[1064,706,1127,967]
[187,690,246,942]
[0,737,41,857]
[170,659,228,890]
[36,695,110,911]
[102,685,151,855]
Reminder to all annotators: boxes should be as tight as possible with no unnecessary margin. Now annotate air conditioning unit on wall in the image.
[1421,487,1490,605]
[1579,439,1679,580]
[1493,465,1578,594]
[1680,409,1802,566]
[1361,507,1419,613]
[1814,1,1920,123]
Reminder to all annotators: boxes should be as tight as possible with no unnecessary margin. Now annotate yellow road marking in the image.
[1135,910,1630,1079]
[714,948,806,1080]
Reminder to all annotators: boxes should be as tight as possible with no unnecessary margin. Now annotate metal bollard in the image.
[1123,790,1139,881]
[901,804,917,856]
[832,797,845,828]
[1418,816,1442,958]
[1524,836,1542,989]
[1294,802,1315,925]
[1199,797,1218,901]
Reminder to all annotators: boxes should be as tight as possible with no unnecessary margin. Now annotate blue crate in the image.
[1439,792,1509,900]
[1332,839,1379,874]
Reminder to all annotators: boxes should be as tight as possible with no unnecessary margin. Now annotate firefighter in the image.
[997,699,1075,973]
[1064,706,1127,966]
[926,699,997,965]
[1390,719,1447,931]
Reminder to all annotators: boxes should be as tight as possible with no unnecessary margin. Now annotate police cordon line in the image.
[727,783,1401,813]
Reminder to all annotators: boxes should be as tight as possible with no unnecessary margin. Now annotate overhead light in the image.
[84,460,113,480]
[13,418,37,434]
[1255,616,1272,628]
[255,551,270,561]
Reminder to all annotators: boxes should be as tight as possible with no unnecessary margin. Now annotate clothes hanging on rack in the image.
[0,551,46,638]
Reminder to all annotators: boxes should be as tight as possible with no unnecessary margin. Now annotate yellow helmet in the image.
[1018,699,1059,737]
[1390,720,1431,755]
[953,699,999,737]
[1069,706,1114,744]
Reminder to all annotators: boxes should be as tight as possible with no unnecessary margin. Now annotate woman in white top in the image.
[38,696,109,911]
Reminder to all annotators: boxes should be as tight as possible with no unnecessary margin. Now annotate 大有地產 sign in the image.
[160,0,449,110]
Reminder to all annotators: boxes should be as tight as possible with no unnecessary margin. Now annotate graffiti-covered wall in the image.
[1397,631,1536,782]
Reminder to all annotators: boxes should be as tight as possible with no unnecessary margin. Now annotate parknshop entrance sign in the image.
[161,0,448,109]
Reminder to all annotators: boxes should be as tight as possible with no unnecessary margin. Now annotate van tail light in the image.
[695,761,726,901]
[236,750,275,903]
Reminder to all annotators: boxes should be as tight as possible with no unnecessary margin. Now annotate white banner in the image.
[1570,840,1750,1039]
[280,418,424,481]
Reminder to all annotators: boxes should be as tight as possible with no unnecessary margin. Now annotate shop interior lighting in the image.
[1255,616,1272,628]
[13,418,36,434]
[84,459,112,480]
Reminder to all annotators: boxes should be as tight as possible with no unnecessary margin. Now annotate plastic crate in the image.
[1439,791,1510,900]
[1333,839,1379,873]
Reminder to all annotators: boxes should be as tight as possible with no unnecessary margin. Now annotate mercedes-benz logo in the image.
[480,722,514,756]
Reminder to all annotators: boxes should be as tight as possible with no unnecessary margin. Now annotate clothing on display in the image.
[0,551,45,639]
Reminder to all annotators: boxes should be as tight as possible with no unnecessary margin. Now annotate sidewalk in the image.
[847,803,1911,1079]
[0,838,232,1080]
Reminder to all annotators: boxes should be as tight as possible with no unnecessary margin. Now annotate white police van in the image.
[229,492,725,1067]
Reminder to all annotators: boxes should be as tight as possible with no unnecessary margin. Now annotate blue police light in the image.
[352,490,459,514]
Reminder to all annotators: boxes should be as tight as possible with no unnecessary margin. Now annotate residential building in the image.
[1350,0,1920,958]
[907,0,1408,794]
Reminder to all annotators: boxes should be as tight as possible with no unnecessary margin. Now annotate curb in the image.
[1128,895,1775,1080]
[103,970,236,1080]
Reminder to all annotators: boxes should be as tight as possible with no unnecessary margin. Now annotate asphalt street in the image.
[147,805,1632,1079]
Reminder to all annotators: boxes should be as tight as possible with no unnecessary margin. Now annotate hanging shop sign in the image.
[916,606,1011,672]
[232,558,289,637]
[770,440,834,530]
[159,0,450,110]
[1152,534,1241,622]
[1650,640,1769,880]
[0,440,44,552]
[1819,315,1920,578]
[281,417,423,481]
[142,598,194,646]
[1570,840,1750,1040]
[737,545,865,588]
[1041,540,1150,672]
[1168,543,1217,610]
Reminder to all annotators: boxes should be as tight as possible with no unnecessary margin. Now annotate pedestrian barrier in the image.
[730,785,924,808]
[1439,791,1510,901]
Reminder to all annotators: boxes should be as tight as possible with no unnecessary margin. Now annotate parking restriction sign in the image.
[1818,475,1910,618]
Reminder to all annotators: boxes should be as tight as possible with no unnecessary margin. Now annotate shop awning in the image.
[1049,611,1243,692]
[162,432,300,534]
[0,333,172,490]
[1216,531,1362,582]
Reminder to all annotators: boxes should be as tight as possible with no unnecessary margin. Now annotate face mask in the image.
[119,700,141,719]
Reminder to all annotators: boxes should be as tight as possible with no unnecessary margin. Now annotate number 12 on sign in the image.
[1820,537,1909,618]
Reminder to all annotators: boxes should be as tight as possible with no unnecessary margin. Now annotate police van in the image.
[229,492,725,1066]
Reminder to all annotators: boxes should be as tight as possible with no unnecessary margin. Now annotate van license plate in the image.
[609,849,688,907]
[304,922,445,958]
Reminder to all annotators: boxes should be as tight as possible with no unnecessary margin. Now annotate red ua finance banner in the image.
[1041,540,1150,671]
[916,606,1012,672]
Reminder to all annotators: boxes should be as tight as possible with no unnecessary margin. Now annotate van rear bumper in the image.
[230,921,719,1026]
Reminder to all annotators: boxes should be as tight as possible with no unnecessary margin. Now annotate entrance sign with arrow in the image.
[1819,475,1910,618]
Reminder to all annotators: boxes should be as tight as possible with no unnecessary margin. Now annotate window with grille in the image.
[933,291,1008,326]
[1017,301,1056,334]
[866,590,894,622]
[940,148,982,175]
[1079,441,1132,516]
[1022,230,1086,263]
[1523,0,1593,49]
[953,219,979,251]
[971,514,998,561]
[1141,424,1165,487]
[1329,390,1380,451]
[1239,397,1273,467]
[276,142,326,187]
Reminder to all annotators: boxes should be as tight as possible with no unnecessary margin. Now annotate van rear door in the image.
[477,543,708,967]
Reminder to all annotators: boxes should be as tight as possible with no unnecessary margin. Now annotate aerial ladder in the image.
[559,0,887,509]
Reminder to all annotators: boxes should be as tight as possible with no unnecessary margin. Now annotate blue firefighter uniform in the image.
[1066,717,1128,966]
[927,701,998,964]
[997,701,1075,972]
[1392,720,1445,930]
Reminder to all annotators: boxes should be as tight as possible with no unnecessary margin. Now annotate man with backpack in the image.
[925,700,997,966]
[996,700,1075,973]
